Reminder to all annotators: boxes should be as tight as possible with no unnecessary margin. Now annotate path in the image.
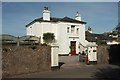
[59,55,86,69]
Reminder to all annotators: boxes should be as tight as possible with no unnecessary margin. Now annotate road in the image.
[11,64,120,78]
[10,55,120,79]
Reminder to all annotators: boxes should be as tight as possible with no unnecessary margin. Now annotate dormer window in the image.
[71,25,75,33]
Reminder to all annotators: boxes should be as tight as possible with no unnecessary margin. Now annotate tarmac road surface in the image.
[11,64,120,78]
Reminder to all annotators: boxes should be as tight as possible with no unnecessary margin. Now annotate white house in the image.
[107,41,120,45]
[26,7,88,56]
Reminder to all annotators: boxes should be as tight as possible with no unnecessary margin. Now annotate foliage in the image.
[97,41,107,45]
[104,31,117,36]
[116,37,120,42]
[43,32,55,45]
[115,23,120,31]
[28,45,37,50]
[113,23,120,35]
[41,43,47,46]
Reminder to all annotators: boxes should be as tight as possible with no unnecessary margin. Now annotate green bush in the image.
[97,41,107,45]
[41,43,47,46]
[29,45,37,50]
[43,32,55,45]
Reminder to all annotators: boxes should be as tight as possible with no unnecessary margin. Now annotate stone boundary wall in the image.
[97,44,120,64]
[97,45,110,64]
[2,45,51,78]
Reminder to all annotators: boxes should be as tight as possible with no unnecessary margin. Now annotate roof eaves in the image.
[60,17,86,24]
[26,17,87,27]
[25,19,39,27]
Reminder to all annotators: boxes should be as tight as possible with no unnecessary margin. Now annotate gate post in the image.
[51,44,59,70]
[17,36,20,46]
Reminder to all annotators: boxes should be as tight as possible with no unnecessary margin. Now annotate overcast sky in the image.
[2,2,118,36]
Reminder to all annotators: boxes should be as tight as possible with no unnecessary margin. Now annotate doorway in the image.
[70,41,76,55]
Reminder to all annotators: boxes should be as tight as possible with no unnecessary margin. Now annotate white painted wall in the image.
[26,21,86,55]
[79,24,85,45]
[51,44,59,67]
[107,41,120,45]
[27,22,58,43]
[87,46,97,61]
[26,8,88,55]
[26,22,42,38]
[57,22,69,54]
[57,22,86,55]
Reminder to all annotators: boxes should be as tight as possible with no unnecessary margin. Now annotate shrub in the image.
[43,32,55,45]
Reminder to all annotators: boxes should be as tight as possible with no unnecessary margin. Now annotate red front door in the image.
[70,41,76,55]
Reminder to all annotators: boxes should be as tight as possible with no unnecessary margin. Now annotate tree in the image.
[112,23,120,42]
[113,23,120,37]
[43,32,55,45]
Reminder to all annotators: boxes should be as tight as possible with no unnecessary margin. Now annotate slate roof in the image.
[26,16,86,27]
[85,31,113,42]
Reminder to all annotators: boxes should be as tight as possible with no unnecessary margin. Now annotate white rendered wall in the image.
[26,22,42,38]
[57,22,69,55]
[41,22,52,43]
[57,22,85,55]
[27,22,58,43]
[87,46,97,61]
[41,22,58,43]
[51,44,59,67]
[79,24,85,45]
[26,21,86,55]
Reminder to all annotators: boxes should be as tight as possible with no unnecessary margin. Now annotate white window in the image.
[67,27,70,33]
[71,25,75,33]
[76,28,79,34]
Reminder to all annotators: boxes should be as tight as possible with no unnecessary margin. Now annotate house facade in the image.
[26,7,87,55]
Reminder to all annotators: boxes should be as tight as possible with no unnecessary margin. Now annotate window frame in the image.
[76,28,79,34]
[71,25,75,33]
[67,27,70,33]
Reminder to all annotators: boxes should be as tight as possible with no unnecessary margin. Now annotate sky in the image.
[118,2,120,23]
[2,2,118,36]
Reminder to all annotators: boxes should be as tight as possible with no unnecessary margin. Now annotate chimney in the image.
[43,7,50,21]
[88,26,92,33]
[75,12,81,21]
